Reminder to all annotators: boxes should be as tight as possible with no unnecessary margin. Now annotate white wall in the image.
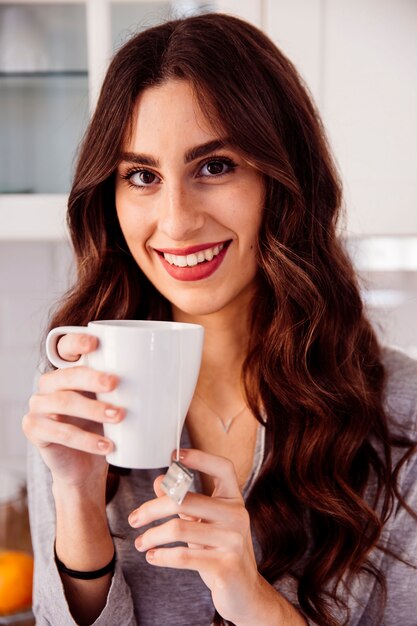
[264,0,417,236]
[0,242,73,469]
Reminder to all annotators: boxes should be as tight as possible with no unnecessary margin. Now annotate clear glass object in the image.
[0,3,89,194]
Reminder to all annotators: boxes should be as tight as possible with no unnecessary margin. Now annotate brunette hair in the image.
[49,13,415,625]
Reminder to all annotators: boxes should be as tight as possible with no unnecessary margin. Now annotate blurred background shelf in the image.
[0,71,88,77]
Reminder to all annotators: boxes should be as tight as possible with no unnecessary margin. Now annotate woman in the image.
[23,13,417,626]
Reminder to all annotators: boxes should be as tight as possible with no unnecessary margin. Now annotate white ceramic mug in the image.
[45,320,204,469]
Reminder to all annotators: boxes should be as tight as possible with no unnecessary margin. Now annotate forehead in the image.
[124,79,223,150]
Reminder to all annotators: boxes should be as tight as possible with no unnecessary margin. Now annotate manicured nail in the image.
[135,536,146,552]
[128,514,140,528]
[172,449,187,460]
[104,408,120,421]
[97,439,111,451]
[99,374,111,388]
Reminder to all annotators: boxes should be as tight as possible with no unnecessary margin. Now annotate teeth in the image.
[204,248,214,261]
[186,253,198,267]
[163,243,224,267]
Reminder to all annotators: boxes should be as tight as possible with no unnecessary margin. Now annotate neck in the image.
[172,291,253,398]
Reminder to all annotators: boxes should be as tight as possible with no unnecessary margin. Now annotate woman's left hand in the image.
[128,448,269,625]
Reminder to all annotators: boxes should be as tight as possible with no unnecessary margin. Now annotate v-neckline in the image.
[179,421,265,500]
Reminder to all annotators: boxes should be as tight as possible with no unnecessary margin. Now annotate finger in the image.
[135,518,241,553]
[144,545,228,575]
[38,366,119,395]
[153,477,202,533]
[57,333,99,362]
[129,491,242,528]
[29,391,125,424]
[153,475,165,497]
[22,413,113,455]
[173,449,242,499]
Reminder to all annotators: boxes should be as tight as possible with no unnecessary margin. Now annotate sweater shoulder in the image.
[381,346,417,438]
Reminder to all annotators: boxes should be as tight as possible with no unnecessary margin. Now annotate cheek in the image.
[229,177,264,223]
[237,197,264,244]
[219,186,263,228]
[116,197,152,246]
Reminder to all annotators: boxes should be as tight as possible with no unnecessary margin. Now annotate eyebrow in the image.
[119,138,231,167]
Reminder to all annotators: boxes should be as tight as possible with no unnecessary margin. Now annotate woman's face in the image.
[115,79,264,319]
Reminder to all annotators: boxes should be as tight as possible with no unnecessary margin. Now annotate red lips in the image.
[154,240,229,256]
[155,240,231,281]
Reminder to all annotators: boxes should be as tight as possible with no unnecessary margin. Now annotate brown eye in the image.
[206,161,225,175]
[198,157,236,178]
[138,171,157,185]
[128,169,161,187]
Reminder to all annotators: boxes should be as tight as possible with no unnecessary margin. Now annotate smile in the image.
[163,243,224,267]
[154,240,231,282]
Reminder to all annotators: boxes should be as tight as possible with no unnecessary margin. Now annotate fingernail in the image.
[128,514,140,528]
[99,374,110,387]
[104,408,121,421]
[172,449,187,460]
[99,373,115,389]
[135,536,146,552]
[81,335,92,348]
[97,439,111,451]
[146,550,155,562]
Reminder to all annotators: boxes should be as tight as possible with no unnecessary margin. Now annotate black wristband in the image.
[54,545,116,580]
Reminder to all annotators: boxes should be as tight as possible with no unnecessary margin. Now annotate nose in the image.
[157,182,205,241]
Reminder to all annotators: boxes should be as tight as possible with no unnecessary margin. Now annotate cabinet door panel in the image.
[215,0,262,27]
[264,0,322,105]
[323,0,417,235]
[0,3,89,195]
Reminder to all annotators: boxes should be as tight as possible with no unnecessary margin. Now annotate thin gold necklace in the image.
[194,391,247,434]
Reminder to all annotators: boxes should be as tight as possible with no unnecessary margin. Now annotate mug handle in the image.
[46,325,91,369]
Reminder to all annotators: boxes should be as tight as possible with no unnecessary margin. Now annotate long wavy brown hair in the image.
[48,13,415,626]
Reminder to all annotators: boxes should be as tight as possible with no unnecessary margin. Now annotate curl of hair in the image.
[48,14,416,626]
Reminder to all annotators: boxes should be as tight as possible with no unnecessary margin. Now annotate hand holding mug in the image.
[22,332,122,490]
[45,320,204,469]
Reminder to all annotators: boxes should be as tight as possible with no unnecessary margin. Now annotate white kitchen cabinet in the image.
[1,0,416,241]
[265,0,417,237]
[322,0,417,236]
[264,0,323,106]
[0,1,89,240]
[0,0,223,239]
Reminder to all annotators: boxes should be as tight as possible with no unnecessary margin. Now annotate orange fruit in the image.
[0,550,33,615]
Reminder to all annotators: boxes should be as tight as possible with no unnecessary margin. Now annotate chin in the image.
[173,302,222,318]
[170,295,228,319]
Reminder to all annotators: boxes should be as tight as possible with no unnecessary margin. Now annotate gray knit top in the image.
[28,347,417,625]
